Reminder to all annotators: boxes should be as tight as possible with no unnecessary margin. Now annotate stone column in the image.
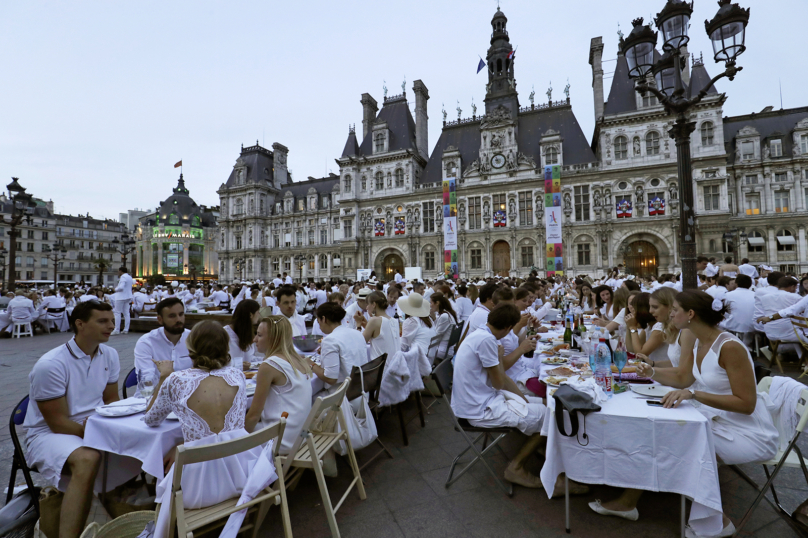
[606,232,614,267]
[327,253,332,280]
[157,243,163,274]
[795,173,805,212]
[735,176,743,217]
[799,226,807,265]
[767,226,777,264]
[183,244,189,275]
[763,178,773,214]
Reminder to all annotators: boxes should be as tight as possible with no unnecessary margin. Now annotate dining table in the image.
[534,322,724,538]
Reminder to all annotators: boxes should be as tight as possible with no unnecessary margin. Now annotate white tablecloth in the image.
[538,363,723,534]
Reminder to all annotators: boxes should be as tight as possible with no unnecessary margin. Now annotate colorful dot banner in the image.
[544,165,563,277]
[443,178,458,278]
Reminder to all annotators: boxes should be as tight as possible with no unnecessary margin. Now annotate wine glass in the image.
[137,369,155,399]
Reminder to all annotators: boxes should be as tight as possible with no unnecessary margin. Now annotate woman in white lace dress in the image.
[144,320,276,538]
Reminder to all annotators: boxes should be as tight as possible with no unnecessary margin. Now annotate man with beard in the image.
[133,297,192,395]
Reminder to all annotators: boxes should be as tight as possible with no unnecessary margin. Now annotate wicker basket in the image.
[79,511,155,538]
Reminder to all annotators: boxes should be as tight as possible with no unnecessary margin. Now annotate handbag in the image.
[553,385,601,446]
[335,367,378,456]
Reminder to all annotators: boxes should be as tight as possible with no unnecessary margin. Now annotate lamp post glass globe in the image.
[654,0,693,51]
[705,0,750,64]
[621,18,658,79]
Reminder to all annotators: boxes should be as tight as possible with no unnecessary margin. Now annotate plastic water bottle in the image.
[595,332,613,397]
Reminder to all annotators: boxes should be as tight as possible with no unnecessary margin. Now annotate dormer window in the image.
[445,162,457,178]
[297,198,304,211]
[375,171,384,190]
[770,139,783,158]
[169,213,179,225]
[322,195,330,209]
[701,122,714,145]
[309,197,317,210]
[545,147,559,165]
[375,133,384,153]
[742,141,755,160]
[275,202,282,214]
[343,174,351,193]
[192,215,201,227]
[395,168,405,186]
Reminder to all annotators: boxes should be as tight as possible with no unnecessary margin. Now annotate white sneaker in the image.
[685,522,735,538]
[588,500,639,521]
[110,330,120,336]
[122,331,128,334]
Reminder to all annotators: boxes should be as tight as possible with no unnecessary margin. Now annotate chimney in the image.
[412,80,430,160]
[360,93,378,139]
[680,45,691,86]
[272,142,289,186]
[589,37,605,123]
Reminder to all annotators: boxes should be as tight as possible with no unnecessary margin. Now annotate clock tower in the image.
[483,8,520,118]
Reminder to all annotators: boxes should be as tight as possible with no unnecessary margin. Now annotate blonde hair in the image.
[612,288,639,316]
[259,316,312,376]
[468,284,479,304]
[186,320,231,370]
[650,287,679,343]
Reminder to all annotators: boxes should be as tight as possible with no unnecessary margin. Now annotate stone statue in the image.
[529,86,535,106]
[593,190,601,207]
[506,149,516,171]
[456,100,462,120]
[794,144,802,157]
[383,81,388,98]
[471,98,477,117]
[635,185,644,203]
[735,144,743,162]
[617,22,624,40]
[633,137,641,155]
[402,77,406,94]
[564,192,572,210]
[509,199,516,218]
[442,104,447,122]
[546,81,552,102]
[763,144,771,159]
[483,200,490,220]
[669,183,678,200]
[564,79,570,99]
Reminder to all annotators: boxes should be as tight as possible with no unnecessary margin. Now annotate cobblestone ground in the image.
[2,331,806,537]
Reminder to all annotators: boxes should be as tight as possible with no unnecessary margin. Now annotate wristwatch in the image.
[687,388,696,398]
[630,329,638,334]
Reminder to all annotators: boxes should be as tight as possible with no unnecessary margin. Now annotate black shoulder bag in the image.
[553,385,602,446]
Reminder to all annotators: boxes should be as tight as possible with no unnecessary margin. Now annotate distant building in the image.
[133,174,218,281]
[119,209,150,232]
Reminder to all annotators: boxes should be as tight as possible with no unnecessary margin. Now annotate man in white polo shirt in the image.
[461,281,499,343]
[133,297,192,387]
[24,301,120,538]
[273,286,306,336]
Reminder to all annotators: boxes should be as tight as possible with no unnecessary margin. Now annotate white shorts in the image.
[26,431,85,490]
[468,394,545,436]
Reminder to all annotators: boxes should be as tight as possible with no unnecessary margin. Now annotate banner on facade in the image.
[544,165,563,277]
[394,217,405,235]
[648,196,665,216]
[374,218,385,236]
[442,178,458,278]
[616,198,633,218]
[493,210,507,227]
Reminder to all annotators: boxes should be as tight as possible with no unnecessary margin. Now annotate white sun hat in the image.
[398,292,431,318]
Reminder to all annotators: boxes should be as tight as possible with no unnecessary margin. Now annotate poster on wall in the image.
[167,254,179,267]
[442,177,458,279]
[648,196,666,216]
[394,217,405,235]
[493,210,507,227]
[374,218,385,236]
[544,165,563,277]
[616,198,633,218]
[356,269,371,281]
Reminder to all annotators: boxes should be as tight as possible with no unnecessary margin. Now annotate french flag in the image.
[507,50,516,60]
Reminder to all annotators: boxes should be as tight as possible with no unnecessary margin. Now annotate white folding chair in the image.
[159,417,292,538]
[277,378,366,538]
[12,321,33,338]
[734,377,808,534]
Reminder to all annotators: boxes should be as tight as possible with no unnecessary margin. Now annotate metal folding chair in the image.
[734,377,808,534]
[790,317,808,377]
[6,396,39,515]
[345,354,393,471]
[121,367,138,399]
[423,322,464,411]
[431,358,515,497]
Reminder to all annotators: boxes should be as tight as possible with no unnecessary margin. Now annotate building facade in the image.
[133,175,219,281]
[216,8,808,283]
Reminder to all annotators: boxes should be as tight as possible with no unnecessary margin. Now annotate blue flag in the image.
[477,58,486,74]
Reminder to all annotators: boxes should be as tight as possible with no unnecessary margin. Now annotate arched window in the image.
[168,212,179,225]
[646,132,660,155]
[777,229,795,252]
[320,254,327,270]
[234,198,244,215]
[343,175,351,193]
[375,171,384,190]
[546,147,559,165]
[496,59,502,74]
[614,136,628,160]
[395,168,404,186]
[709,239,717,252]
[308,255,315,271]
[444,162,456,178]
[192,215,201,227]
[748,231,764,253]
[375,133,384,153]
[701,122,714,146]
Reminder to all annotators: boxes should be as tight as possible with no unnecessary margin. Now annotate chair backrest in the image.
[791,319,808,348]
[758,375,808,435]
[122,368,138,398]
[281,378,350,473]
[446,322,464,350]
[46,307,66,314]
[346,354,387,402]
[11,395,29,427]
[173,417,287,493]
[432,357,454,400]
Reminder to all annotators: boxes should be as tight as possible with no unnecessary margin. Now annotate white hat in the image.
[171,281,179,288]
[760,264,773,271]
[398,292,431,317]
[475,280,486,286]
[357,288,373,298]
[405,282,413,289]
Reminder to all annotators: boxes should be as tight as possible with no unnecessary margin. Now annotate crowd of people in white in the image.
[8,256,808,538]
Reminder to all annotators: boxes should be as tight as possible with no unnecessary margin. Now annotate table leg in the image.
[101,452,109,498]
[565,475,570,534]
[680,495,685,538]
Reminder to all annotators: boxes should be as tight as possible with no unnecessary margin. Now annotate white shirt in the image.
[344,302,368,330]
[209,290,228,306]
[24,338,120,438]
[284,276,293,284]
[753,286,778,332]
[454,297,474,324]
[8,296,36,322]
[320,325,369,387]
[385,303,403,319]
[223,324,254,370]
[401,317,435,355]
[314,289,328,308]
[778,294,808,319]
[114,273,134,301]
[277,310,306,337]
[272,278,283,287]
[451,326,501,420]
[723,288,756,333]
[738,264,759,278]
[705,285,728,301]
[758,289,801,342]
[133,327,193,384]
[394,273,403,283]
[465,304,491,337]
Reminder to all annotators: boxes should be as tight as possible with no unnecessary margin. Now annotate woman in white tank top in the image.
[245,315,313,454]
[356,291,401,362]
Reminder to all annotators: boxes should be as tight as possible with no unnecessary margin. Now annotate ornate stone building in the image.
[216,8,808,283]
[133,175,219,281]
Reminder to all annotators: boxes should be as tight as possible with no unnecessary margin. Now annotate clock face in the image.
[491,154,506,169]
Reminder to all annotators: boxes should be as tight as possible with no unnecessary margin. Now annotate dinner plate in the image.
[246,384,256,396]
[166,412,179,420]
[629,384,674,398]
[544,376,568,387]
[541,357,568,365]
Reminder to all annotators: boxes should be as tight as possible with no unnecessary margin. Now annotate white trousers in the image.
[113,299,131,332]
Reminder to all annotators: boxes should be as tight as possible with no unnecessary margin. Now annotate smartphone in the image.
[646,400,664,407]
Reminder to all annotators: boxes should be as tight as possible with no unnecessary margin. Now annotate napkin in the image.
[96,397,148,416]
[102,397,147,408]
[502,391,529,418]
[562,376,608,405]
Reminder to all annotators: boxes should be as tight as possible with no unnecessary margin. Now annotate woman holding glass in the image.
[224,299,261,370]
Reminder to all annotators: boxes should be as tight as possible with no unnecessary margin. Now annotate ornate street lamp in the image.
[2,178,36,290]
[111,232,136,268]
[620,0,750,289]
[295,254,305,283]
[0,248,7,289]
[46,241,68,287]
